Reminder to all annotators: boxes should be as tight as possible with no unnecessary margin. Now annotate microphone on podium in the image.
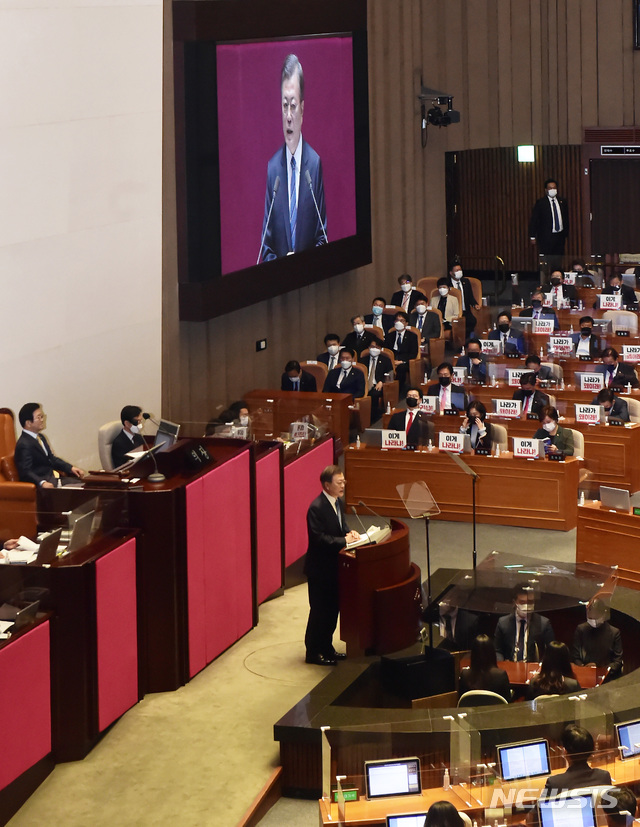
[256,176,280,264]
[142,412,160,427]
[357,500,391,532]
[304,169,328,244]
[350,506,370,543]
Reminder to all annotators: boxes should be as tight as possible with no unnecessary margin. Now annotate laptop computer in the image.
[154,419,181,452]
[36,528,63,564]
[364,757,422,800]
[386,814,429,827]
[67,510,96,553]
[615,719,640,759]
[599,485,631,513]
[538,793,597,827]
[497,738,550,781]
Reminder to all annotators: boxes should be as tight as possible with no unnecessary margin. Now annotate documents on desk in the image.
[346,524,392,549]
[0,536,40,565]
[0,619,14,638]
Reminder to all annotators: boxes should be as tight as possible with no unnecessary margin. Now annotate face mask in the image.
[468,351,481,360]
[452,271,463,280]
[372,305,383,316]
[438,287,449,296]
[401,283,412,293]
[130,423,141,434]
[239,416,249,426]
[581,327,592,337]
[369,348,381,358]
[612,284,621,291]
[340,360,352,370]
[551,277,562,286]
[603,406,612,414]
[522,388,534,396]
[498,323,510,333]
[394,320,405,331]
[532,299,542,308]
[587,617,604,629]
[416,305,427,315]
[543,421,556,433]
[469,411,482,422]
[516,604,534,619]
[406,397,419,408]
[547,188,557,198]
[327,345,339,356]
[439,376,451,387]
[354,323,364,334]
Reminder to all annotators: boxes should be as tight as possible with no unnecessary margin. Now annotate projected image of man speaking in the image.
[259,54,327,262]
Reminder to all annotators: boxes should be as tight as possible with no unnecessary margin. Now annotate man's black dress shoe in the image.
[305,653,337,666]
[331,651,347,660]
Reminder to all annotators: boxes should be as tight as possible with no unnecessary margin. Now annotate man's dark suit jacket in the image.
[456,353,487,383]
[361,352,394,385]
[323,366,365,397]
[597,361,640,389]
[15,431,73,486]
[493,611,555,662]
[447,276,479,309]
[281,370,317,392]
[458,666,511,703]
[512,388,550,415]
[316,351,338,368]
[488,327,526,355]
[571,620,623,674]
[260,139,326,261]
[364,313,393,333]
[111,430,144,469]
[342,329,376,357]
[591,395,629,421]
[572,333,601,358]
[435,608,479,652]
[384,329,419,362]
[426,383,468,411]
[409,309,442,341]
[541,282,577,305]
[387,410,434,446]
[390,288,427,312]
[519,306,560,330]
[303,492,348,581]
[528,195,569,254]
[600,284,638,309]
[542,761,612,796]
[533,365,553,381]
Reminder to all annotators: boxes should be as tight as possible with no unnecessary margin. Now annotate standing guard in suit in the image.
[448,263,480,337]
[528,178,569,273]
[494,583,555,662]
[15,402,85,488]
[361,343,393,422]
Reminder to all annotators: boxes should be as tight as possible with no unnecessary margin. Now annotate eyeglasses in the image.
[282,101,299,116]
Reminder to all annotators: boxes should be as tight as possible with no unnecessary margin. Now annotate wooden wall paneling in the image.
[367,0,385,282]
[385,3,405,273]
[485,1,502,150]
[546,0,560,145]
[565,0,585,145]
[411,2,427,274]
[399,2,415,270]
[496,0,514,147]
[512,0,534,145]
[621,0,636,126]
[529,0,545,146]
[556,0,570,145]
[466,0,492,151]
[596,0,624,127]
[580,0,599,129]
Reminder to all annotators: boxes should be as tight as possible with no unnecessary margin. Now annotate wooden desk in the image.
[577,500,640,587]
[244,388,353,447]
[344,446,580,530]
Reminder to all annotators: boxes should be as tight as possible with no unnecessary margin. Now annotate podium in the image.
[339,519,421,656]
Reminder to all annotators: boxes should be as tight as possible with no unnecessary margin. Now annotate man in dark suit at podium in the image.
[15,402,85,488]
[304,465,360,666]
[111,405,145,469]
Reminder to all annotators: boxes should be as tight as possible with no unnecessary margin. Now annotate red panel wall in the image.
[255,449,282,603]
[96,539,138,731]
[186,477,207,677]
[0,622,51,790]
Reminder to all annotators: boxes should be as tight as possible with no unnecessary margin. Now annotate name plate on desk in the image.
[580,373,604,392]
[513,437,544,458]
[549,336,573,355]
[381,429,406,449]
[507,368,527,387]
[548,451,566,461]
[438,432,466,453]
[494,399,521,418]
[600,294,622,309]
[616,330,631,338]
[580,354,592,361]
[506,351,521,359]
[609,418,624,426]
[533,318,554,335]
[452,366,467,383]
[290,421,311,441]
[575,404,604,424]
[563,272,577,285]
[419,396,438,414]
[479,339,501,356]
[622,346,640,362]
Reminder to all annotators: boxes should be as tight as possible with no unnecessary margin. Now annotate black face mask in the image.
[498,323,510,333]
[468,351,482,359]
[438,376,451,387]
[581,327,592,337]
[532,299,542,308]
[522,387,534,396]
[551,278,562,286]
[612,284,621,291]
[406,397,419,408]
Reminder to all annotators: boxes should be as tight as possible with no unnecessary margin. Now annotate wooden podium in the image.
[339,519,421,656]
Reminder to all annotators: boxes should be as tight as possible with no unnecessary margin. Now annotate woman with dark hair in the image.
[526,640,581,700]
[459,400,493,453]
[424,800,465,827]
[533,405,574,455]
[458,634,511,702]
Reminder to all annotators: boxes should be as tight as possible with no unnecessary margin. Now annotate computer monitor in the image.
[616,719,640,759]
[599,485,631,513]
[496,738,550,781]
[364,757,421,800]
[154,419,181,452]
[538,793,597,827]
[386,814,428,827]
[67,510,96,553]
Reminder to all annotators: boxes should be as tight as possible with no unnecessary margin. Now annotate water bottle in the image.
[443,767,450,790]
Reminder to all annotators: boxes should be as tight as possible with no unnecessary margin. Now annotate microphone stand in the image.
[446,452,480,572]
[256,176,280,264]
[304,170,328,244]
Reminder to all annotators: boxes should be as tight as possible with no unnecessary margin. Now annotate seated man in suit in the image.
[573,315,601,358]
[364,296,393,333]
[513,372,550,415]
[488,311,526,355]
[384,311,419,391]
[448,262,481,338]
[409,296,441,343]
[15,402,85,488]
[361,341,393,422]
[595,388,630,422]
[434,278,460,330]
[525,353,553,382]
[322,348,365,398]
[603,787,638,827]
[111,405,145,468]
[459,400,494,452]
[427,362,468,411]
[541,268,577,308]
[387,387,434,446]
[599,273,638,310]
[571,598,623,681]
[390,274,427,313]
[342,315,376,357]
[457,338,487,383]
[542,724,612,797]
[518,288,560,330]
[281,360,317,392]
[598,347,640,389]
[433,597,479,652]
[494,582,555,662]
[533,405,574,455]
[317,333,341,371]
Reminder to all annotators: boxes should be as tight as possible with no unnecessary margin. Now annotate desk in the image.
[577,501,640,587]
[344,446,580,530]
[244,389,353,448]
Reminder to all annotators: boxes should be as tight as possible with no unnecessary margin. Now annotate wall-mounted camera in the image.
[418,85,461,146]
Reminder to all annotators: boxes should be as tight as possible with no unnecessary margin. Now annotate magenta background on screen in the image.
[217,37,356,275]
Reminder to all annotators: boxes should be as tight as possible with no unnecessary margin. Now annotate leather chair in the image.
[300,361,328,391]
[0,408,37,540]
[360,347,400,416]
[350,363,372,431]
[489,423,508,453]
[603,310,639,335]
[457,689,508,707]
[98,421,123,471]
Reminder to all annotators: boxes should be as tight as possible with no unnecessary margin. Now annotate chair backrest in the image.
[547,394,556,408]
[417,276,438,299]
[301,360,329,388]
[351,362,368,394]
[625,397,640,423]
[542,362,563,381]
[466,276,483,306]
[0,408,17,460]
[457,689,508,708]
[426,307,445,339]
[98,421,123,471]
[363,324,385,342]
[490,422,508,452]
[568,427,584,458]
[603,310,639,335]
[430,288,462,319]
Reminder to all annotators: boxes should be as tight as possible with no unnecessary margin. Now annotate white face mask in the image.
[130,423,141,434]
[516,603,534,619]
[438,287,449,296]
[547,188,557,198]
[354,323,364,334]
[394,320,405,331]
[401,283,412,293]
[327,345,340,356]
[416,304,427,315]
[239,416,249,426]
[340,360,352,370]
[369,348,381,358]
[543,421,556,433]
[587,617,604,628]
[452,271,463,280]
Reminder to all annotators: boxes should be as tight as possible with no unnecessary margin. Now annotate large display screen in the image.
[173,0,371,321]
